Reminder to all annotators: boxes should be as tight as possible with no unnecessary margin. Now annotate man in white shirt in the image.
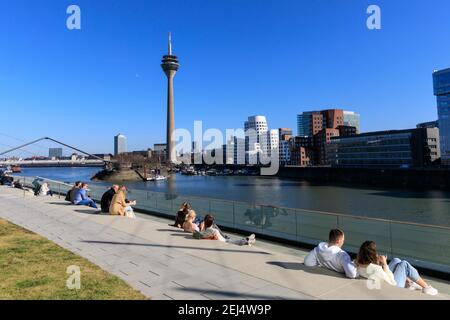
[304,229,357,279]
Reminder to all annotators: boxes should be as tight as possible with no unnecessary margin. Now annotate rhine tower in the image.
[161,32,180,164]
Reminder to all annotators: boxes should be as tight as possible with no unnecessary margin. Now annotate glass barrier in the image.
[9,174,450,273]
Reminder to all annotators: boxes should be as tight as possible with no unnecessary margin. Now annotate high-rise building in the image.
[161,33,180,164]
[343,111,361,134]
[244,115,268,164]
[297,111,323,137]
[295,109,359,165]
[114,134,127,156]
[48,148,63,159]
[433,68,450,166]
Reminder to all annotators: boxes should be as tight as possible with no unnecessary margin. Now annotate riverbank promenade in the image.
[0,186,448,300]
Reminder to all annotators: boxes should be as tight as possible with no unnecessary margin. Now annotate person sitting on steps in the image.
[183,210,200,233]
[193,214,255,246]
[172,202,191,228]
[355,241,438,296]
[304,229,358,279]
[72,183,97,208]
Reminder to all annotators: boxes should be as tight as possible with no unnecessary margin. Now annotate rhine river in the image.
[14,167,450,227]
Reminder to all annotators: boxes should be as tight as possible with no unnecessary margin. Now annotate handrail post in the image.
[58,183,61,199]
[389,220,394,258]
[232,202,236,229]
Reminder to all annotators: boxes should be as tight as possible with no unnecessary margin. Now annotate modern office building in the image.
[343,111,361,134]
[433,68,450,166]
[278,128,293,166]
[279,140,291,165]
[314,128,340,165]
[48,148,63,159]
[114,134,127,156]
[417,120,439,129]
[161,33,180,164]
[337,125,358,137]
[295,109,359,165]
[244,115,268,164]
[278,128,293,141]
[297,111,324,137]
[288,136,313,166]
[297,109,358,136]
[327,128,440,168]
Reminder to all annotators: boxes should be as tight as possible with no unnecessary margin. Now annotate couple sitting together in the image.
[173,202,256,246]
[304,229,438,296]
[100,184,137,218]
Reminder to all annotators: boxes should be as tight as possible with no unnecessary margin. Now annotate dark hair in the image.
[180,202,191,211]
[75,181,81,186]
[356,241,379,266]
[203,214,214,229]
[81,183,88,188]
[329,229,344,244]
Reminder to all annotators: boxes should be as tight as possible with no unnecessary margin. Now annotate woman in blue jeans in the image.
[388,258,437,294]
[356,241,438,295]
[72,183,97,208]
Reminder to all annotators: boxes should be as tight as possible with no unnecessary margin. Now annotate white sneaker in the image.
[423,286,438,296]
[406,282,422,291]
[246,234,256,246]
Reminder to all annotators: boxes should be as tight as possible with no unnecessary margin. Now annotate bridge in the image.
[0,159,105,167]
[0,136,111,167]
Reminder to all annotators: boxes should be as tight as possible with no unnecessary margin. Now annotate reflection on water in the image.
[15,167,450,226]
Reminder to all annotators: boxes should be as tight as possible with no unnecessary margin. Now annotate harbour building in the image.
[343,111,361,134]
[433,68,450,166]
[327,128,440,168]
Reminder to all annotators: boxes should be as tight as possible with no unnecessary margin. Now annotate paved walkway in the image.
[0,186,448,300]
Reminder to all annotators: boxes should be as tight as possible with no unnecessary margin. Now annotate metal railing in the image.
[12,175,450,274]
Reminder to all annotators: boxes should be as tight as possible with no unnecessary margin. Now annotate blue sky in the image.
[1,0,449,155]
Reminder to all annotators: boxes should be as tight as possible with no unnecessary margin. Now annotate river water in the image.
[14,167,450,227]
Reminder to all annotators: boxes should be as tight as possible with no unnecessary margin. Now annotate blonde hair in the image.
[185,210,196,222]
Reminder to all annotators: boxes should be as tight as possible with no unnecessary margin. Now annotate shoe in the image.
[423,286,438,296]
[406,282,422,291]
[246,234,256,246]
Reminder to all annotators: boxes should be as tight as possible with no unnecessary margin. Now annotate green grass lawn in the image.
[0,218,148,300]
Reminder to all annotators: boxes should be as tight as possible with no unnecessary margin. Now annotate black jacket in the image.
[100,188,116,213]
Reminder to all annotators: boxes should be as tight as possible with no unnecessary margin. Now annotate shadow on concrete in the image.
[175,287,310,300]
[266,261,347,279]
[157,228,185,233]
[74,209,102,215]
[169,233,195,239]
[82,240,270,255]
[47,202,71,206]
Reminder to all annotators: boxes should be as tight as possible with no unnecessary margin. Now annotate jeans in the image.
[388,258,420,288]
[76,199,98,208]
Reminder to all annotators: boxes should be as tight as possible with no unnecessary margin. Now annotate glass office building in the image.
[327,128,440,168]
[433,68,450,166]
[343,111,361,134]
